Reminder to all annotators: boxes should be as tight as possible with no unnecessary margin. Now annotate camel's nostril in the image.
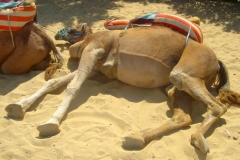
[54,33,61,40]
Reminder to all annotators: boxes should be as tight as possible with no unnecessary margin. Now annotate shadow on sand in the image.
[36,0,240,33]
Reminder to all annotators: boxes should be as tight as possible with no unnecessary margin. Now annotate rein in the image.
[37,24,57,34]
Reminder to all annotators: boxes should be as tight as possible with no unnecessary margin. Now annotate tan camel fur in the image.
[0,0,63,80]
[5,25,240,153]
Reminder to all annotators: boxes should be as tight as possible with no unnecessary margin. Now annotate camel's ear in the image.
[81,23,87,31]
[75,23,87,32]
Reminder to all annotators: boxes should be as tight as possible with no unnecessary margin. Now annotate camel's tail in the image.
[44,40,64,81]
[44,51,63,81]
[215,60,240,105]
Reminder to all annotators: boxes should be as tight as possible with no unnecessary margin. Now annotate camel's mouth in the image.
[54,32,63,40]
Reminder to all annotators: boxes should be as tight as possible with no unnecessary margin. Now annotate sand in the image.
[1,0,240,159]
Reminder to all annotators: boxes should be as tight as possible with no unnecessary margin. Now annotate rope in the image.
[184,24,192,46]
[119,23,129,37]
[37,24,57,34]
[7,9,15,48]
[119,22,135,37]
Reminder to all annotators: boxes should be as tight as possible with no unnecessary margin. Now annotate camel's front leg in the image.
[5,71,77,119]
[37,47,104,137]
[123,86,192,150]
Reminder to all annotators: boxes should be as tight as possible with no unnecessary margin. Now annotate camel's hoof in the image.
[5,103,25,119]
[191,133,209,153]
[37,123,60,137]
[122,134,145,150]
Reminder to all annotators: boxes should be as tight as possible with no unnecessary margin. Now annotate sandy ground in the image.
[1,0,240,159]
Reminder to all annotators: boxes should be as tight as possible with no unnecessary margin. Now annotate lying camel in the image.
[5,25,240,153]
[0,0,63,80]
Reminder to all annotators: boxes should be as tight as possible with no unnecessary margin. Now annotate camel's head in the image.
[54,23,92,44]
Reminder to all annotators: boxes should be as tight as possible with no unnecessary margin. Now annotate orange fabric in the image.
[154,14,203,43]
[12,5,36,11]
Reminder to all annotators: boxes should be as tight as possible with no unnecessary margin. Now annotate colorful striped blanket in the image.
[0,0,36,31]
[105,13,203,43]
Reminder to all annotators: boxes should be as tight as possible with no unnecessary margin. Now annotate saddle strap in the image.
[7,8,15,48]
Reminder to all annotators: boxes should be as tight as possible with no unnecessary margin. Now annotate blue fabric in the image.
[139,12,159,19]
[0,0,24,9]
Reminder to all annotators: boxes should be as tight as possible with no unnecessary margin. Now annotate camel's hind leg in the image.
[170,74,227,153]
[169,44,228,153]
[1,24,54,74]
[31,53,52,70]
[123,85,192,150]
[1,44,48,74]
[5,71,76,119]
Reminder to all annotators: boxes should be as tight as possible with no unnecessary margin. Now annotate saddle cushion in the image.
[0,1,36,31]
[104,13,203,43]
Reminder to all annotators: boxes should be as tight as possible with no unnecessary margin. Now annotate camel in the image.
[0,0,63,80]
[5,24,240,154]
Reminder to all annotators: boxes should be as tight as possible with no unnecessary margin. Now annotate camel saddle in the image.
[0,0,36,31]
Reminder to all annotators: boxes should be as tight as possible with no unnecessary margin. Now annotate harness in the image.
[120,21,192,46]
[58,27,87,43]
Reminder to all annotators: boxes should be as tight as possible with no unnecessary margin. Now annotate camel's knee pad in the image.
[169,69,184,90]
